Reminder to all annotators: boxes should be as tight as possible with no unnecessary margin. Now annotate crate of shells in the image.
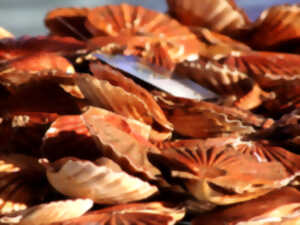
[0,0,300,225]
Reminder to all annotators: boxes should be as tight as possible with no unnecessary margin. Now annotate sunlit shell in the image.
[247,4,300,51]
[192,187,300,225]
[45,7,92,39]
[0,154,48,215]
[190,27,251,53]
[76,63,173,141]
[167,0,249,34]
[176,56,273,110]
[0,52,74,75]
[154,140,292,205]
[223,136,300,176]
[81,106,161,180]
[49,202,185,225]
[0,27,14,39]
[85,3,204,64]
[44,157,158,204]
[41,115,101,161]
[153,91,273,138]
[0,199,93,225]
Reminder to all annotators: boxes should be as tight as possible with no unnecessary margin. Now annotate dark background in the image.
[0,0,298,37]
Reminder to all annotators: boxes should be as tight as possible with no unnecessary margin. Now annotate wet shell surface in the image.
[45,157,158,204]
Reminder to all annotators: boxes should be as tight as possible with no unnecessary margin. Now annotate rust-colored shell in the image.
[50,202,185,225]
[44,157,158,204]
[154,140,292,205]
[192,187,300,225]
[76,63,173,141]
[167,0,250,35]
[45,7,92,39]
[246,4,300,51]
[86,3,204,67]
[154,91,273,138]
[81,106,161,180]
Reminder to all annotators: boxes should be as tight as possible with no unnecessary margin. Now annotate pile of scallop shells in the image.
[1,0,300,224]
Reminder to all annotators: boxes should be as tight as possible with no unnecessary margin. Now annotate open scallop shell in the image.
[0,199,93,225]
[76,63,173,141]
[223,136,300,176]
[0,154,48,215]
[247,4,300,51]
[44,157,158,204]
[81,106,161,180]
[154,140,292,205]
[192,187,300,225]
[85,3,204,67]
[45,7,92,39]
[167,0,250,35]
[48,202,185,225]
[153,91,273,138]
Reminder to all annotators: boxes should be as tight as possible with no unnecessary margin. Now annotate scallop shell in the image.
[192,187,300,225]
[247,4,300,51]
[0,36,86,61]
[223,136,300,176]
[41,115,101,161]
[0,52,74,75]
[45,7,92,39]
[154,140,292,205]
[167,0,250,34]
[45,157,158,204]
[0,154,48,215]
[81,106,161,180]
[85,3,204,66]
[76,63,173,141]
[190,27,251,53]
[49,202,185,225]
[0,199,93,225]
[153,91,273,138]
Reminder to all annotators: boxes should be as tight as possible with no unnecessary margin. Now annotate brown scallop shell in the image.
[153,91,273,138]
[49,202,185,225]
[0,27,13,39]
[223,136,300,176]
[0,199,93,225]
[167,0,250,35]
[76,63,173,141]
[190,27,251,53]
[0,154,48,215]
[41,115,101,161]
[81,106,161,180]
[246,4,300,51]
[45,7,92,39]
[85,3,204,65]
[44,157,158,204]
[0,35,86,61]
[176,56,273,110]
[192,187,300,225]
[0,52,75,75]
[154,140,291,205]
